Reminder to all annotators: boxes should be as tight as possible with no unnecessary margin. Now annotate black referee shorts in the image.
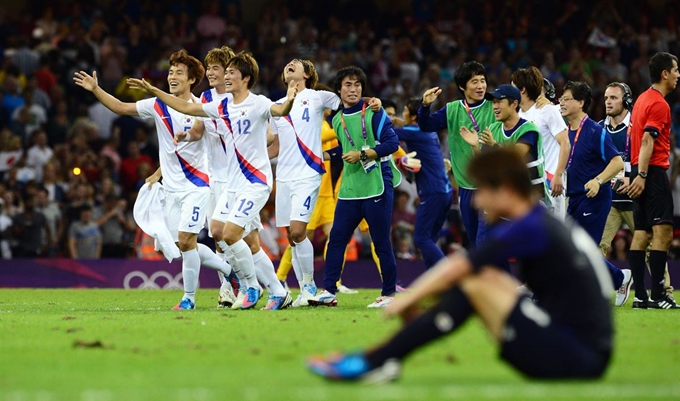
[631,165,674,231]
[499,297,611,379]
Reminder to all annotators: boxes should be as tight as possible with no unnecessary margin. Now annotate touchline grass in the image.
[1,289,679,401]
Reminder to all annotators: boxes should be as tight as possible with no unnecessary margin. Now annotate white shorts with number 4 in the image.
[165,187,210,242]
[275,176,322,227]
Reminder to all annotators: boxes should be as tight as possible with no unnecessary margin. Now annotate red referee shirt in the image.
[630,87,671,169]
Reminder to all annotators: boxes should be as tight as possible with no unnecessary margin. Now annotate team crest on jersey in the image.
[300,99,310,106]
[238,110,248,118]
[184,116,194,125]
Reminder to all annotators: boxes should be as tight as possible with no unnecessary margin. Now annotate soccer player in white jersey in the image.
[128,51,298,310]
[269,59,339,306]
[188,46,239,307]
[511,66,571,218]
[73,50,233,310]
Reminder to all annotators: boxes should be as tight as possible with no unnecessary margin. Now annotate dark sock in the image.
[365,287,473,367]
[605,258,624,289]
[628,250,647,301]
[649,250,668,300]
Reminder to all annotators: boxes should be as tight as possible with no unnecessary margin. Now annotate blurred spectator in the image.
[0,195,13,259]
[67,204,101,259]
[11,37,40,76]
[88,100,117,140]
[35,187,62,257]
[607,230,632,262]
[41,162,65,203]
[1,74,25,121]
[120,141,152,193]
[11,89,47,145]
[93,195,135,258]
[11,194,49,257]
[25,130,52,182]
[196,1,227,57]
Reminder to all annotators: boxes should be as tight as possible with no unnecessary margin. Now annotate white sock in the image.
[253,249,287,297]
[196,243,231,276]
[181,248,200,302]
[228,239,257,288]
[217,240,229,254]
[293,238,315,285]
[291,251,303,283]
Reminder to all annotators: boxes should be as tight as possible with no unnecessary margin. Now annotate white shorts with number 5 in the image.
[275,176,322,227]
[165,187,211,242]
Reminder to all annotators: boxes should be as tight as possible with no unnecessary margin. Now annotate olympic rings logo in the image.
[123,270,199,290]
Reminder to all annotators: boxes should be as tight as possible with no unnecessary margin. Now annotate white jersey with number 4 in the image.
[271,88,341,181]
[136,96,210,192]
[202,92,274,189]
[519,103,567,177]
[200,89,233,183]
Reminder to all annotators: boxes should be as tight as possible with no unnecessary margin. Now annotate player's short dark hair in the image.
[381,99,397,111]
[333,66,367,95]
[649,52,679,84]
[454,61,486,94]
[468,147,532,199]
[169,49,205,90]
[226,51,259,89]
[563,81,592,112]
[511,67,543,101]
[281,59,319,89]
[405,97,421,121]
[204,46,235,69]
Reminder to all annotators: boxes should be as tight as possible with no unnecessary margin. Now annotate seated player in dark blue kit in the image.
[307,147,613,382]
[393,98,453,269]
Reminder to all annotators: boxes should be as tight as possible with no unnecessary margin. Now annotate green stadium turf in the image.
[1,289,679,401]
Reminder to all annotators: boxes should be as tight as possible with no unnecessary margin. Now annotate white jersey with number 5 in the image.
[202,92,273,189]
[271,88,341,182]
[200,89,233,183]
[136,96,210,192]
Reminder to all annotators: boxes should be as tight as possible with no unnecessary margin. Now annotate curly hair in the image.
[204,46,235,69]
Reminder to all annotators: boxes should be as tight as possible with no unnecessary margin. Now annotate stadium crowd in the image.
[2,0,680,261]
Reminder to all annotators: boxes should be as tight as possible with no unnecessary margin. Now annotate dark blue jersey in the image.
[394,125,452,196]
[598,116,632,210]
[566,117,619,197]
[469,205,613,352]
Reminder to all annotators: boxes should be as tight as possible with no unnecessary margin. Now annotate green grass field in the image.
[1,289,679,401]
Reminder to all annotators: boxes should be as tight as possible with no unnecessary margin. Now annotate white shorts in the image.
[165,187,210,242]
[547,171,567,221]
[275,176,322,227]
[207,180,229,223]
[215,185,269,234]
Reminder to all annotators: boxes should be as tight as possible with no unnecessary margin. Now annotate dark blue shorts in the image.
[500,297,611,379]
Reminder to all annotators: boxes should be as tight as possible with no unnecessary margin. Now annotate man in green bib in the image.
[418,62,496,248]
[308,66,400,308]
[460,84,548,204]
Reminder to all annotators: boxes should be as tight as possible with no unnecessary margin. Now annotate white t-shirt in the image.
[26,145,53,181]
[271,88,341,182]
[200,88,233,183]
[518,103,567,175]
[136,96,210,192]
[202,92,274,189]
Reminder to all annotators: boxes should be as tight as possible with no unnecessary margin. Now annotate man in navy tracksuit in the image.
[393,98,453,269]
[309,66,399,308]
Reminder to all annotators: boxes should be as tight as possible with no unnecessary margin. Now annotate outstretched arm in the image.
[127,78,208,117]
[73,71,139,116]
[270,80,299,117]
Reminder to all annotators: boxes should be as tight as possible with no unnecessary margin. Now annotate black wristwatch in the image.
[639,171,648,179]
[360,150,368,162]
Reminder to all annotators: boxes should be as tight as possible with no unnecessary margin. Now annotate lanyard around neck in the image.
[463,99,481,132]
[340,103,367,148]
[567,115,588,168]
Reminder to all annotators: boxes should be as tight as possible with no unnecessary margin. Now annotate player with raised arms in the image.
[128,51,298,310]
[73,50,233,310]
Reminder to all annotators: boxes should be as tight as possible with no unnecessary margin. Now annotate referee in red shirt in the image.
[627,52,680,309]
